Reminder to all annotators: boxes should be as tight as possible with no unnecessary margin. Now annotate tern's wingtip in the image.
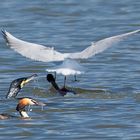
[133,29,140,33]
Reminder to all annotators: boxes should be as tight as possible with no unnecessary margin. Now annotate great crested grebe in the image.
[2,29,140,62]
[47,74,76,96]
[0,97,46,119]
[6,74,37,99]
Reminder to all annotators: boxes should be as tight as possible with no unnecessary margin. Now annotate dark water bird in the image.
[0,97,46,119]
[47,74,76,96]
[2,29,140,62]
[6,74,37,99]
[46,59,85,86]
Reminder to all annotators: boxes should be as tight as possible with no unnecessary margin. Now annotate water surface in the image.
[0,0,140,139]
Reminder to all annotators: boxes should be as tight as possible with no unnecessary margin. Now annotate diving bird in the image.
[6,74,37,99]
[1,29,140,62]
[46,59,85,87]
[0,97,46,119]
[47,73,76,96]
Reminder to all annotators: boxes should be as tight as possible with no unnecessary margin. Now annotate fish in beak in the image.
[6,74,37,99]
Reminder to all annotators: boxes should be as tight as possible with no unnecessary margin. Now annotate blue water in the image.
[0,0,140,139]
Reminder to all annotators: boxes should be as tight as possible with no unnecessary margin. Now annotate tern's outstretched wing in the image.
[2,30,69,62]
[2,29,140,62]
[68,29,140,59]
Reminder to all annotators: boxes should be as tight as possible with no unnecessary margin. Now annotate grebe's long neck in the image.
[51,81,60,91]
[19,110,29,118]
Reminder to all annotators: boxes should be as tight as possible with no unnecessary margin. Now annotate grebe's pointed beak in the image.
[31,99,47,106]
[6,74,37,99]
